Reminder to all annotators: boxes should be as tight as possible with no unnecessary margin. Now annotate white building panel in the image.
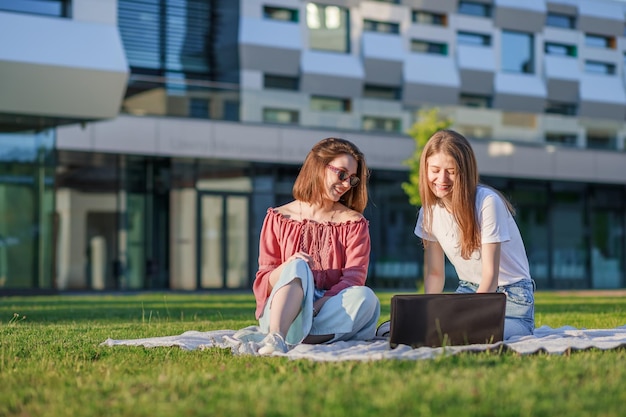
[579,74,626,104]
[361,32,405,61]
[544,55,580,80]
[457,45,497,72]
[239,17,302,49]
[0,12,128,120]
[495,73,547,97]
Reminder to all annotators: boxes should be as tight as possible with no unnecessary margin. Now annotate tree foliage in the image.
[401,108,453,207]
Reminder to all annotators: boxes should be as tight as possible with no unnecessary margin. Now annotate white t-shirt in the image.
[414,185,530,286]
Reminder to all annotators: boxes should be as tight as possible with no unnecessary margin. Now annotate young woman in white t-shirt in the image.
[414,129,535,339]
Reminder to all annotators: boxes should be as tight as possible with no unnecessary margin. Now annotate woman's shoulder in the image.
[334,204,365,224]
[272,201,298,218]
[268,201,367,226]
[476,184,501,202]
[477,184,495,195]
[476,185,511,213]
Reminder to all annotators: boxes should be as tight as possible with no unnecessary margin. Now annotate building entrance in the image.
[197,192,250,289]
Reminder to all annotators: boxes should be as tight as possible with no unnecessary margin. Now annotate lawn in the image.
[1,290,625,417]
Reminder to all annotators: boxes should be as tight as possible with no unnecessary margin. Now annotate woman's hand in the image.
[286,251,313,264]
[268,252,313,290]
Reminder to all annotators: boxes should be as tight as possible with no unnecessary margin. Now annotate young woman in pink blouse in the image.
[251,137,380,354]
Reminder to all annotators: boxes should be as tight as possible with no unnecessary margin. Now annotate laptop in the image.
[388,293,506,349]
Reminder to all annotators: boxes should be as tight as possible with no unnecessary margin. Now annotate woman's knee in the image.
[346,286,379,307]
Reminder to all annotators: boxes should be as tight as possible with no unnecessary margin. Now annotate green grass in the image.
[1,291,625,417]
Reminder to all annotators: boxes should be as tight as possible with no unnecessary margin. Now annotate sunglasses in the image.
[326,165,360,187]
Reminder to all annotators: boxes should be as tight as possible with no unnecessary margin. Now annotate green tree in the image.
[401,107,452,207]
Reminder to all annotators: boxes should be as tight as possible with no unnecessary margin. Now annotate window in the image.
[502,112,536,128]
[119,0,216,75]
[412,10,446,26]
[263,6,298,22]
[310,96,351,112]
[501,31,534,73]
[585,34,615,49]
[545,42,577,57]
[363,19,400,34]
[546,133,577,146]
[457,31,491,46]
[458,1,491,17]
[411,39,448,55]
[587,133,616,150]
[264,74,299,90]
[546,12,575,29]
[189,98,209,119]
[0,0,69,17]
[456,125,492,139]
[585,61,616,75]
[459,94,492,108]
[363,84,401,100]
[545,101,577,116]
[263,108,299,124]
[223,101,240,121]
[307,3,350,53]
[362,116,401,133]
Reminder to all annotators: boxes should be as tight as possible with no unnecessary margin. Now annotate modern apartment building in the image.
[1,0,625,294]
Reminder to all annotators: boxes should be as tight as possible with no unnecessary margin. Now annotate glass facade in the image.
[2,0,625,295]
[0,130,55,290]
[1,143,625,292]
[480,179,626,290]
[53,152,256,291]
[118,0,241,121]
[119,0,213,75]
[590,188,624,289]
[551,183,587,288]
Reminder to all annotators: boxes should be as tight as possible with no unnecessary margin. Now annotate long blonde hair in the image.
[293,137,369,213]
[419,130,514,259]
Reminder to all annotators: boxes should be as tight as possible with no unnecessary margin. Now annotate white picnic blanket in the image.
[100,324,626,361]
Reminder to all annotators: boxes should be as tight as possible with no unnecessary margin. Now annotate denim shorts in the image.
[456,279,535,340]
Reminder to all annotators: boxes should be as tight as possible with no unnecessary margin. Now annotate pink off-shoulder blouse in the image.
[252,208,371,319]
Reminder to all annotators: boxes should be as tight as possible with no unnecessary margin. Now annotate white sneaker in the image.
[376,320,390,338]
[258,332,289,355]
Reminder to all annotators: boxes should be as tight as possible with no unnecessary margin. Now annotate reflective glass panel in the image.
[551,184,587,288]
[200,194,223,288]
[591,210,623,289]
[546,12,575,29]
[307,3,350,53]
[0,130,55,289]
[0,0,68,17]
[501,30,534,73]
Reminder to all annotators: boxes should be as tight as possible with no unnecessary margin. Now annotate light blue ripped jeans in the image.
[259,259,381,345]
[456,279,535,340]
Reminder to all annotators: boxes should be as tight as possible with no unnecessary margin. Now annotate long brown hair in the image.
[419,130,514,259]
[293,137,369,213]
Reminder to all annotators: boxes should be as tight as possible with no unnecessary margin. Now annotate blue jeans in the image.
[456,279,535,340]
